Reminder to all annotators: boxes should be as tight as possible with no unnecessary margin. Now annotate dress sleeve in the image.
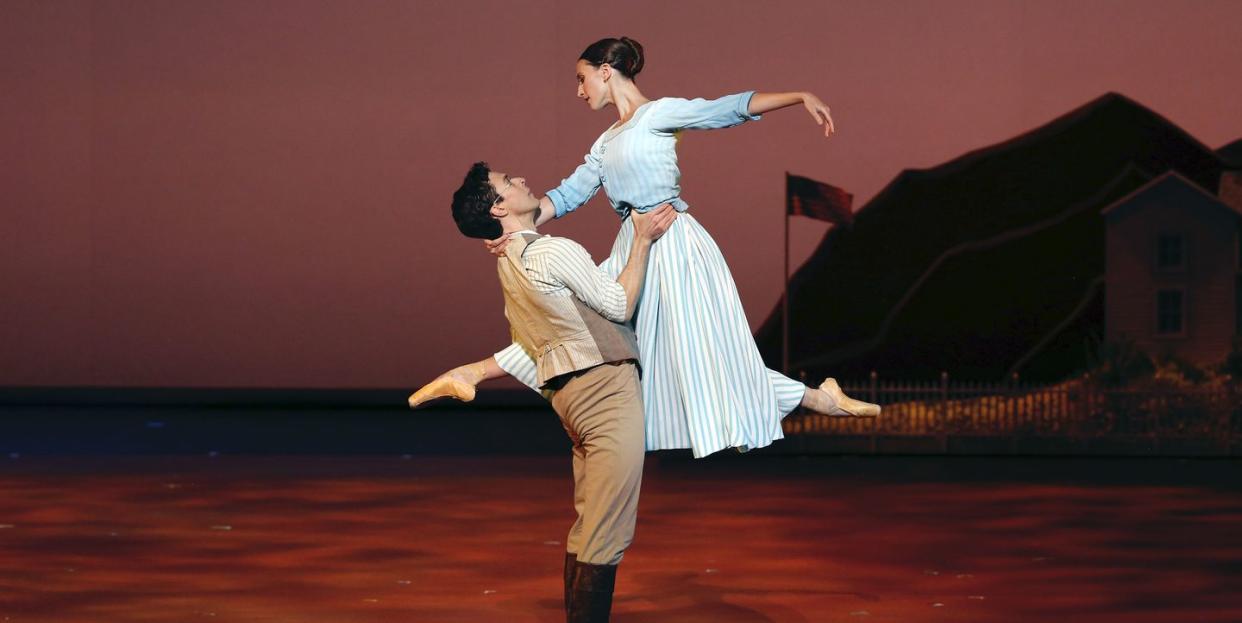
[536,239,628,322]
[648,91,762,132]
[546,137,605,219]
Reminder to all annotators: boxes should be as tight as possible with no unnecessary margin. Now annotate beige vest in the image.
[498,233,640,388]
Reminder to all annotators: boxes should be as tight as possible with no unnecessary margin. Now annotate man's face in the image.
[488,171,539,219]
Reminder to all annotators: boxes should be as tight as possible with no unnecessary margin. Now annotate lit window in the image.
[1156,289,1184,335]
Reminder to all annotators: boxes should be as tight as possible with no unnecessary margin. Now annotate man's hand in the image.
[614,204,676,320]
[631,204,677,244]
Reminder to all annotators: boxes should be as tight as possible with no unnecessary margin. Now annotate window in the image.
[1156,289,1185,336]
[1156,233,1185,270]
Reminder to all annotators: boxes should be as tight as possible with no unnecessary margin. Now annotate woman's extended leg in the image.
[768,369,881,417]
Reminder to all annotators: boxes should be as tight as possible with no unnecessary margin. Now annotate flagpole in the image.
[782,172,853,378]
[782,174,791,376]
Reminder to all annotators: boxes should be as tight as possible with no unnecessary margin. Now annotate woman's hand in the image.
[486,196,556,256]
[484,234,511,257]
[802,92,835,137]
[748,91,835,137]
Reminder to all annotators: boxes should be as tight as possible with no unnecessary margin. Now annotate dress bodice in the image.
[546,91,761,219]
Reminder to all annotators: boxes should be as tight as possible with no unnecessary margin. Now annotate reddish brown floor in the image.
[1,454,1240,622]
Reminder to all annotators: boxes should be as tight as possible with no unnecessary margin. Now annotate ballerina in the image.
[413,37,878,458]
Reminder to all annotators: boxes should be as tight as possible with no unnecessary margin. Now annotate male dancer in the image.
[409,162,675,622]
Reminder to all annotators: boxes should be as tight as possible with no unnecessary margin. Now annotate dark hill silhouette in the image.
[756,93,1232,381]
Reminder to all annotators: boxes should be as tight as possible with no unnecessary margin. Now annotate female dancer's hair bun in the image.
[619,37,644,77]
[579,36,645,80]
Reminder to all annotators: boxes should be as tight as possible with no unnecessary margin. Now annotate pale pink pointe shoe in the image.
[816,378,880,417]
[407,376,476,408]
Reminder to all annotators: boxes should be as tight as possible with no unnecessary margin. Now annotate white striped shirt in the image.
[508,230,628,323]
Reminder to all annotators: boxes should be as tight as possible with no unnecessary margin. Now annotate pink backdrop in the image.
[3,0,1241,388]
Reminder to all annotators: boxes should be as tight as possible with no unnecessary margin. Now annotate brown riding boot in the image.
[568,561,617,623]
[563,552,577,614]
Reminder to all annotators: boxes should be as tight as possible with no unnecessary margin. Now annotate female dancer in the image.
[414,37,878,458]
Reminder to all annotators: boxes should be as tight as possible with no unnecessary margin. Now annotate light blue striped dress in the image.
[495,91,807,458]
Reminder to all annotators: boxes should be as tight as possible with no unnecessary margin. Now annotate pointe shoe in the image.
[818,378,881,417]
[407,375,477,408]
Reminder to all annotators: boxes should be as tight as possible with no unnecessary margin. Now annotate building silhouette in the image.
[1102,171,1242,364]
[757,93,1242,381]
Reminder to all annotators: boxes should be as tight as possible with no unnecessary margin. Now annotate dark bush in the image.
[1085,336,1154,387]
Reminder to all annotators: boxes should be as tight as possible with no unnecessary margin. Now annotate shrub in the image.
[1085,336,1154,387]
[1220,336,1242,380]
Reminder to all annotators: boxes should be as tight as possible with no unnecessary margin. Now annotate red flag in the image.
[786,173,853,226]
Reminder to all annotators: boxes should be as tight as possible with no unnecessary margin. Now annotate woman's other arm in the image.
[535,196,556,227]
[545,142,605,220]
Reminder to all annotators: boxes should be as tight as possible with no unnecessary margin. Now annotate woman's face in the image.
[575,59,610,111]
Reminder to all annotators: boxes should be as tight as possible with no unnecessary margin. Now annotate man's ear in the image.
[489,203,507,218]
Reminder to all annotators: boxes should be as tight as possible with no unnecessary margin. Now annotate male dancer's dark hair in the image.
[450,161,503,240]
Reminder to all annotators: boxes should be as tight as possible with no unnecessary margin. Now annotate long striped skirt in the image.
[495,212,806,458]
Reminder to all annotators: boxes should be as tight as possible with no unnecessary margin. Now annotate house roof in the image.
[1099,170,1242,219]
[1219,138,1242,169]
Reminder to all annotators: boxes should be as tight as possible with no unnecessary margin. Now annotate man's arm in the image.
[540,204,677,323]
[613,205,676,321]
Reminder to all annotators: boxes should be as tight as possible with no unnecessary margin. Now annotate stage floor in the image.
[1,453,1240,622]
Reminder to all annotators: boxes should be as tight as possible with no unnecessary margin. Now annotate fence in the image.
[781,373,1242,456]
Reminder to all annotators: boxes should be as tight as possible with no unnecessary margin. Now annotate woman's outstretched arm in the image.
[649,91,833,136]
[748,92,835,136]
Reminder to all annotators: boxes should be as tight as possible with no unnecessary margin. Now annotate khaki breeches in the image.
[550,361,644,566]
